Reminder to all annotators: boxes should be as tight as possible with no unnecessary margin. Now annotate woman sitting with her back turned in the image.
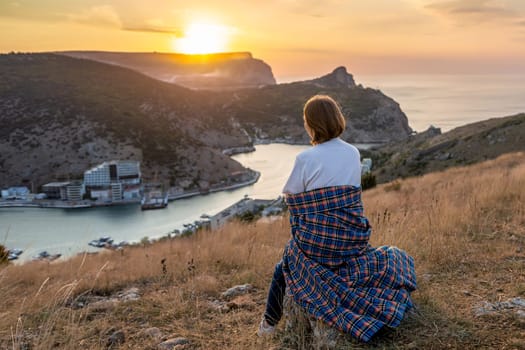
[258,95,417,342]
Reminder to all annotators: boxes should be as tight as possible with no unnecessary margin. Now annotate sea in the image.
[2,73,525,262]
[355,73,525,132]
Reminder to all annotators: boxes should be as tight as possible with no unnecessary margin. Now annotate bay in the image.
[0,144,309,262]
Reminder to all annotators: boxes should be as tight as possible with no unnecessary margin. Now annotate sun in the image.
[173,22,230,54]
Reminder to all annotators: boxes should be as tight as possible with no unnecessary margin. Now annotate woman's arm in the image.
[282,156,306,194]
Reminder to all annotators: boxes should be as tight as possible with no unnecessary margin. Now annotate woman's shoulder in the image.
[296,138,359,164]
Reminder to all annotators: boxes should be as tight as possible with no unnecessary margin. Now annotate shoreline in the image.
[0,171,261,210]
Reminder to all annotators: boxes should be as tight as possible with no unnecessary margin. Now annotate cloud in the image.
[122,25,182,35]
[122,18,183,35]
[425,0,520,24]
[66,5,121,27]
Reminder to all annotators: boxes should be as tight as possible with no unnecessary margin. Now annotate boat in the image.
[88,236,114,248]
[33,251,61,261]
[141,193,168,210]
[141,183,168,210]
[7,248,23,260]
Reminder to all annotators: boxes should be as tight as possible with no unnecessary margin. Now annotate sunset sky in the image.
[2,0,525,80]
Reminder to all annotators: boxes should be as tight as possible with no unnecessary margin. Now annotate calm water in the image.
[358,73,525,132]
[0,144,309,262]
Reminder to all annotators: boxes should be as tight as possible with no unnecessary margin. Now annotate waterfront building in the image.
[111,183,123,201]
[42,182,70,200]
[84,161,141,200]
[1,186,30,199]
[84,161,141,187]
[90,188,111,201]
[42,181,85,201]
[66,182,84,201]
[123,185,141,200]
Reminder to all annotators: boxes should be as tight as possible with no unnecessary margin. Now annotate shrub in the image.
[236,210,259,223]
[361,172,377,191]
[0,245,8,265]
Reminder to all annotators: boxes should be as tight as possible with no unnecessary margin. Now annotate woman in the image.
[258,95,417,342]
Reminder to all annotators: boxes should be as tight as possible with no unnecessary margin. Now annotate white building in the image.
[90,189,111,201]
[1,187,30,199]
[66,182,84,201]
[111,183,123,201]
[84,161,141,187]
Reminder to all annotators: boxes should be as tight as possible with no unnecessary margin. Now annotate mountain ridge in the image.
[58,50,276,90]
[1,53,411,189]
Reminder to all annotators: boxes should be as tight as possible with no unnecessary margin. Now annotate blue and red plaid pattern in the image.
[282,185,417,342]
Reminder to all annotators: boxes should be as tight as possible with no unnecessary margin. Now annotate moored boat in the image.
[33,251,61,261]
[88,236,114,248]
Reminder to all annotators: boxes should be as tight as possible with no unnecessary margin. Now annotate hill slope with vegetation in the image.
[367,113,525,183]
[1,153,523,349]
[0,53,412,189]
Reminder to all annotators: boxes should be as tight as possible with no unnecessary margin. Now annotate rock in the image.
[158,337,190,350]
[310,66,356,88]
[87,287,140,311]
[89,299,119,312]
[143,327,163,340]
[220,284,253,299]
[117,287,140,301]
[511,298,525,308]
[107,330,125,348]
[474,297,525,317]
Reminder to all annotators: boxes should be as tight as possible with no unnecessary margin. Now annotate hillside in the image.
[0,53,249,189]
[0,153,523,349]
[368,113,525,183]
[221,66,412,145]
[58,51,277,90]
[0,53,412,189]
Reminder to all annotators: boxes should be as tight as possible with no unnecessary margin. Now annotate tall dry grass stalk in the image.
[0,152,524,349]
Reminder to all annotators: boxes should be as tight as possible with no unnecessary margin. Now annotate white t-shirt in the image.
[282,138,361,194]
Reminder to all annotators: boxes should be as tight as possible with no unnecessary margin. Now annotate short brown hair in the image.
[303,95,346,144]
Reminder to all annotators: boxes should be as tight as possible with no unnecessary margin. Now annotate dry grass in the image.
[1,152,524,349]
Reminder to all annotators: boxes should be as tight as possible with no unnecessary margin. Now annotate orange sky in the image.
[2,0,525,80]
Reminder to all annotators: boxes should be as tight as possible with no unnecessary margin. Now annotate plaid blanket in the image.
[282,185,417,342]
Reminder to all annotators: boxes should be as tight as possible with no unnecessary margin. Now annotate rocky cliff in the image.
[220,66,412,144]
[58,51,276,90]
